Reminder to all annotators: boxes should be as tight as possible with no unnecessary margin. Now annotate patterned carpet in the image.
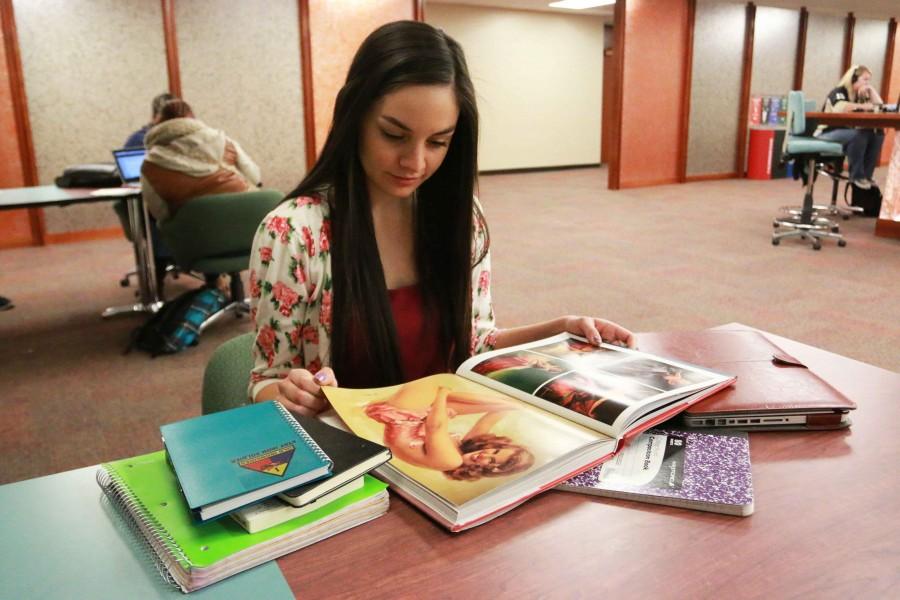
[1,166,898,485]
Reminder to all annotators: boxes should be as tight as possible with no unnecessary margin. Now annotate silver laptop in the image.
[111,147,146,187]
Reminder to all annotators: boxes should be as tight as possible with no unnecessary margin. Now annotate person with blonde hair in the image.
[815,64,885,190]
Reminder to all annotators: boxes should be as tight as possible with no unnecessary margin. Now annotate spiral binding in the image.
[96,465,190,590]
[272,400,332,468]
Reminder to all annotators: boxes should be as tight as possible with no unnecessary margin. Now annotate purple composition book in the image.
[557,428,753,516]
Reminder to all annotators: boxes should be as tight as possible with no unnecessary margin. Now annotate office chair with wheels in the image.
[158,188,282,330]
[202,331,254,415]
[773,91,847,250]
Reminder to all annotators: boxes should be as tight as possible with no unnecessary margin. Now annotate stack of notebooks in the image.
[97,401,391,592]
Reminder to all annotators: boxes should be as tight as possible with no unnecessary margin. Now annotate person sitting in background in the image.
[140,99,262,222]
[815,64,885,190]
[124,92,174,149]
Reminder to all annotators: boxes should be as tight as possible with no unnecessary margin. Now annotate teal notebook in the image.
[161,401,333,521]
[97,451,389,593]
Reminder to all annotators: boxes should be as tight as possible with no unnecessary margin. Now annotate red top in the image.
[343,285,446,387]
[390,285,446,382]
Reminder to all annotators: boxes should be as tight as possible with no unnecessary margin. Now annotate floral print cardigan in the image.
[248,194,498,400]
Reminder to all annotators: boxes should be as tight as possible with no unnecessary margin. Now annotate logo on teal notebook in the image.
[235,443,295,477]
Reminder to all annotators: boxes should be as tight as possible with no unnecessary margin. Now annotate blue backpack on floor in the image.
[126,287,226,357]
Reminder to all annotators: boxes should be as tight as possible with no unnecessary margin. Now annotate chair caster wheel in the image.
[812,241,821,250]
[838,239,847,247]
[772,238,780,246]
[119,278,130,287]
[831,227,840,233]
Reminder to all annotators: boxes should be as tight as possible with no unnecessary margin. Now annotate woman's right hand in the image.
[273,367,337,417]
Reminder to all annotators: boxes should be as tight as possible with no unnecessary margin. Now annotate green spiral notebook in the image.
[97,451,389,593]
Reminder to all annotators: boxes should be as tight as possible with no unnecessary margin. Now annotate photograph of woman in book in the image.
[470,351,567,394]
[325,374,604,505]
[365,380,534,481]
[247,20,634,419]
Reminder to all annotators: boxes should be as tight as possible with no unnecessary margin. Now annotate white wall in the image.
[427,3,604,171]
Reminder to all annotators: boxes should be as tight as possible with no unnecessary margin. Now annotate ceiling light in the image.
[549,0,615,9]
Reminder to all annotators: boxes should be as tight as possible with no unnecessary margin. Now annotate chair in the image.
[773,91,847,250]
[113,199,184,292]
[201,331,255,414]
[158,188,282,330]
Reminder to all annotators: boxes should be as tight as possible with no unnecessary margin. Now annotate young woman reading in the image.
[248,20,634,418]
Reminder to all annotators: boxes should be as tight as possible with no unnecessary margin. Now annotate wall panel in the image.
[618,0,688,188]
[12,0,167,234]
[803,12,846,107]
[177,0,304,195]
[750,7,798,98]
[309,0,412,158]
[850,18,888,82]
[686,1,745,177]
[428,3,604,171]
[0,4,31,247]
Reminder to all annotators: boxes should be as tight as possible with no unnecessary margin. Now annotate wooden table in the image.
[806,111,900,239]
[276,323,900,599]
[0,185,162,316]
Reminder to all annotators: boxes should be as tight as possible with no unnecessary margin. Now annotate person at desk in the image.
[124,92,175,149]
[140,99,261,222]
[247,20,635,418]
[815,64,885,190]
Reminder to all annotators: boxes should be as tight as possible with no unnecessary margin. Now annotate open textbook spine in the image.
[323,333,735,532]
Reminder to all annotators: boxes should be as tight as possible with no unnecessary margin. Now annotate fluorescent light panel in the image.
[549,0,615,9]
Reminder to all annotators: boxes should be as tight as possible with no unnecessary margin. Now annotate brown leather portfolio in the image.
[636,329,857,430]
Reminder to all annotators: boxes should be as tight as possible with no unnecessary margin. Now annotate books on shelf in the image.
[323,333,735,531]
[277,414,391,508]
[97,451,389,593]
[557,428,754,516]
[160,401,333,521]
[232,477,365,533]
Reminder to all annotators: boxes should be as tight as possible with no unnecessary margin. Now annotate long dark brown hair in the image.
[286,21,487,387]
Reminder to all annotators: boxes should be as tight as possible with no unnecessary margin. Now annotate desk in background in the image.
[0,185,162,316]
[806,111,900,239]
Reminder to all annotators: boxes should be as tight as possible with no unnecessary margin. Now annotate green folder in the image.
[99,451,388,592]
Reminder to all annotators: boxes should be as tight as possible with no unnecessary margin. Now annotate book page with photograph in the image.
[324,373,614,508]
[458,334,735,439]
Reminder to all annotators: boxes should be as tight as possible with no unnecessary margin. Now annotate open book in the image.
[323,333,735,531]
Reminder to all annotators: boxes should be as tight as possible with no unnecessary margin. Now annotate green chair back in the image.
[201,331,255,414]
[158,188,283,274]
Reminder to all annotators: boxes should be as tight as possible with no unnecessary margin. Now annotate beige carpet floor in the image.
[1,166,898,485]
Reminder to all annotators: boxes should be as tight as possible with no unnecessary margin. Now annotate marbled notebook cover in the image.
[560,429,753,514]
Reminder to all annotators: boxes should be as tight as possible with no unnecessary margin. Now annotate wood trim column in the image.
[160,0,181,97]
[298,0,315,170]
[883,19,896,98]
[1,0,44,244]
[735,2,755,177]
[413,0,424,22]
[793,7,808,91]
[842,12,855,74]
[607,0,626,190]
[677,0,696,183]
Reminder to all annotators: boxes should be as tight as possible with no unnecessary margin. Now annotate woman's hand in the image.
[274,367,337,417]
[563,316,636,348]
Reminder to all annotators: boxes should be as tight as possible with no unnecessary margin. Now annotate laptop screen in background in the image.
[112,148,146,183]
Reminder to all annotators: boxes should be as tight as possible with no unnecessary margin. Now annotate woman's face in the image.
[463,447,517,469]
[853,70,871,92]
[359,84,459,205]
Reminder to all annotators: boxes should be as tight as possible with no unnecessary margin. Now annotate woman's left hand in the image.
[563,316,636,348]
